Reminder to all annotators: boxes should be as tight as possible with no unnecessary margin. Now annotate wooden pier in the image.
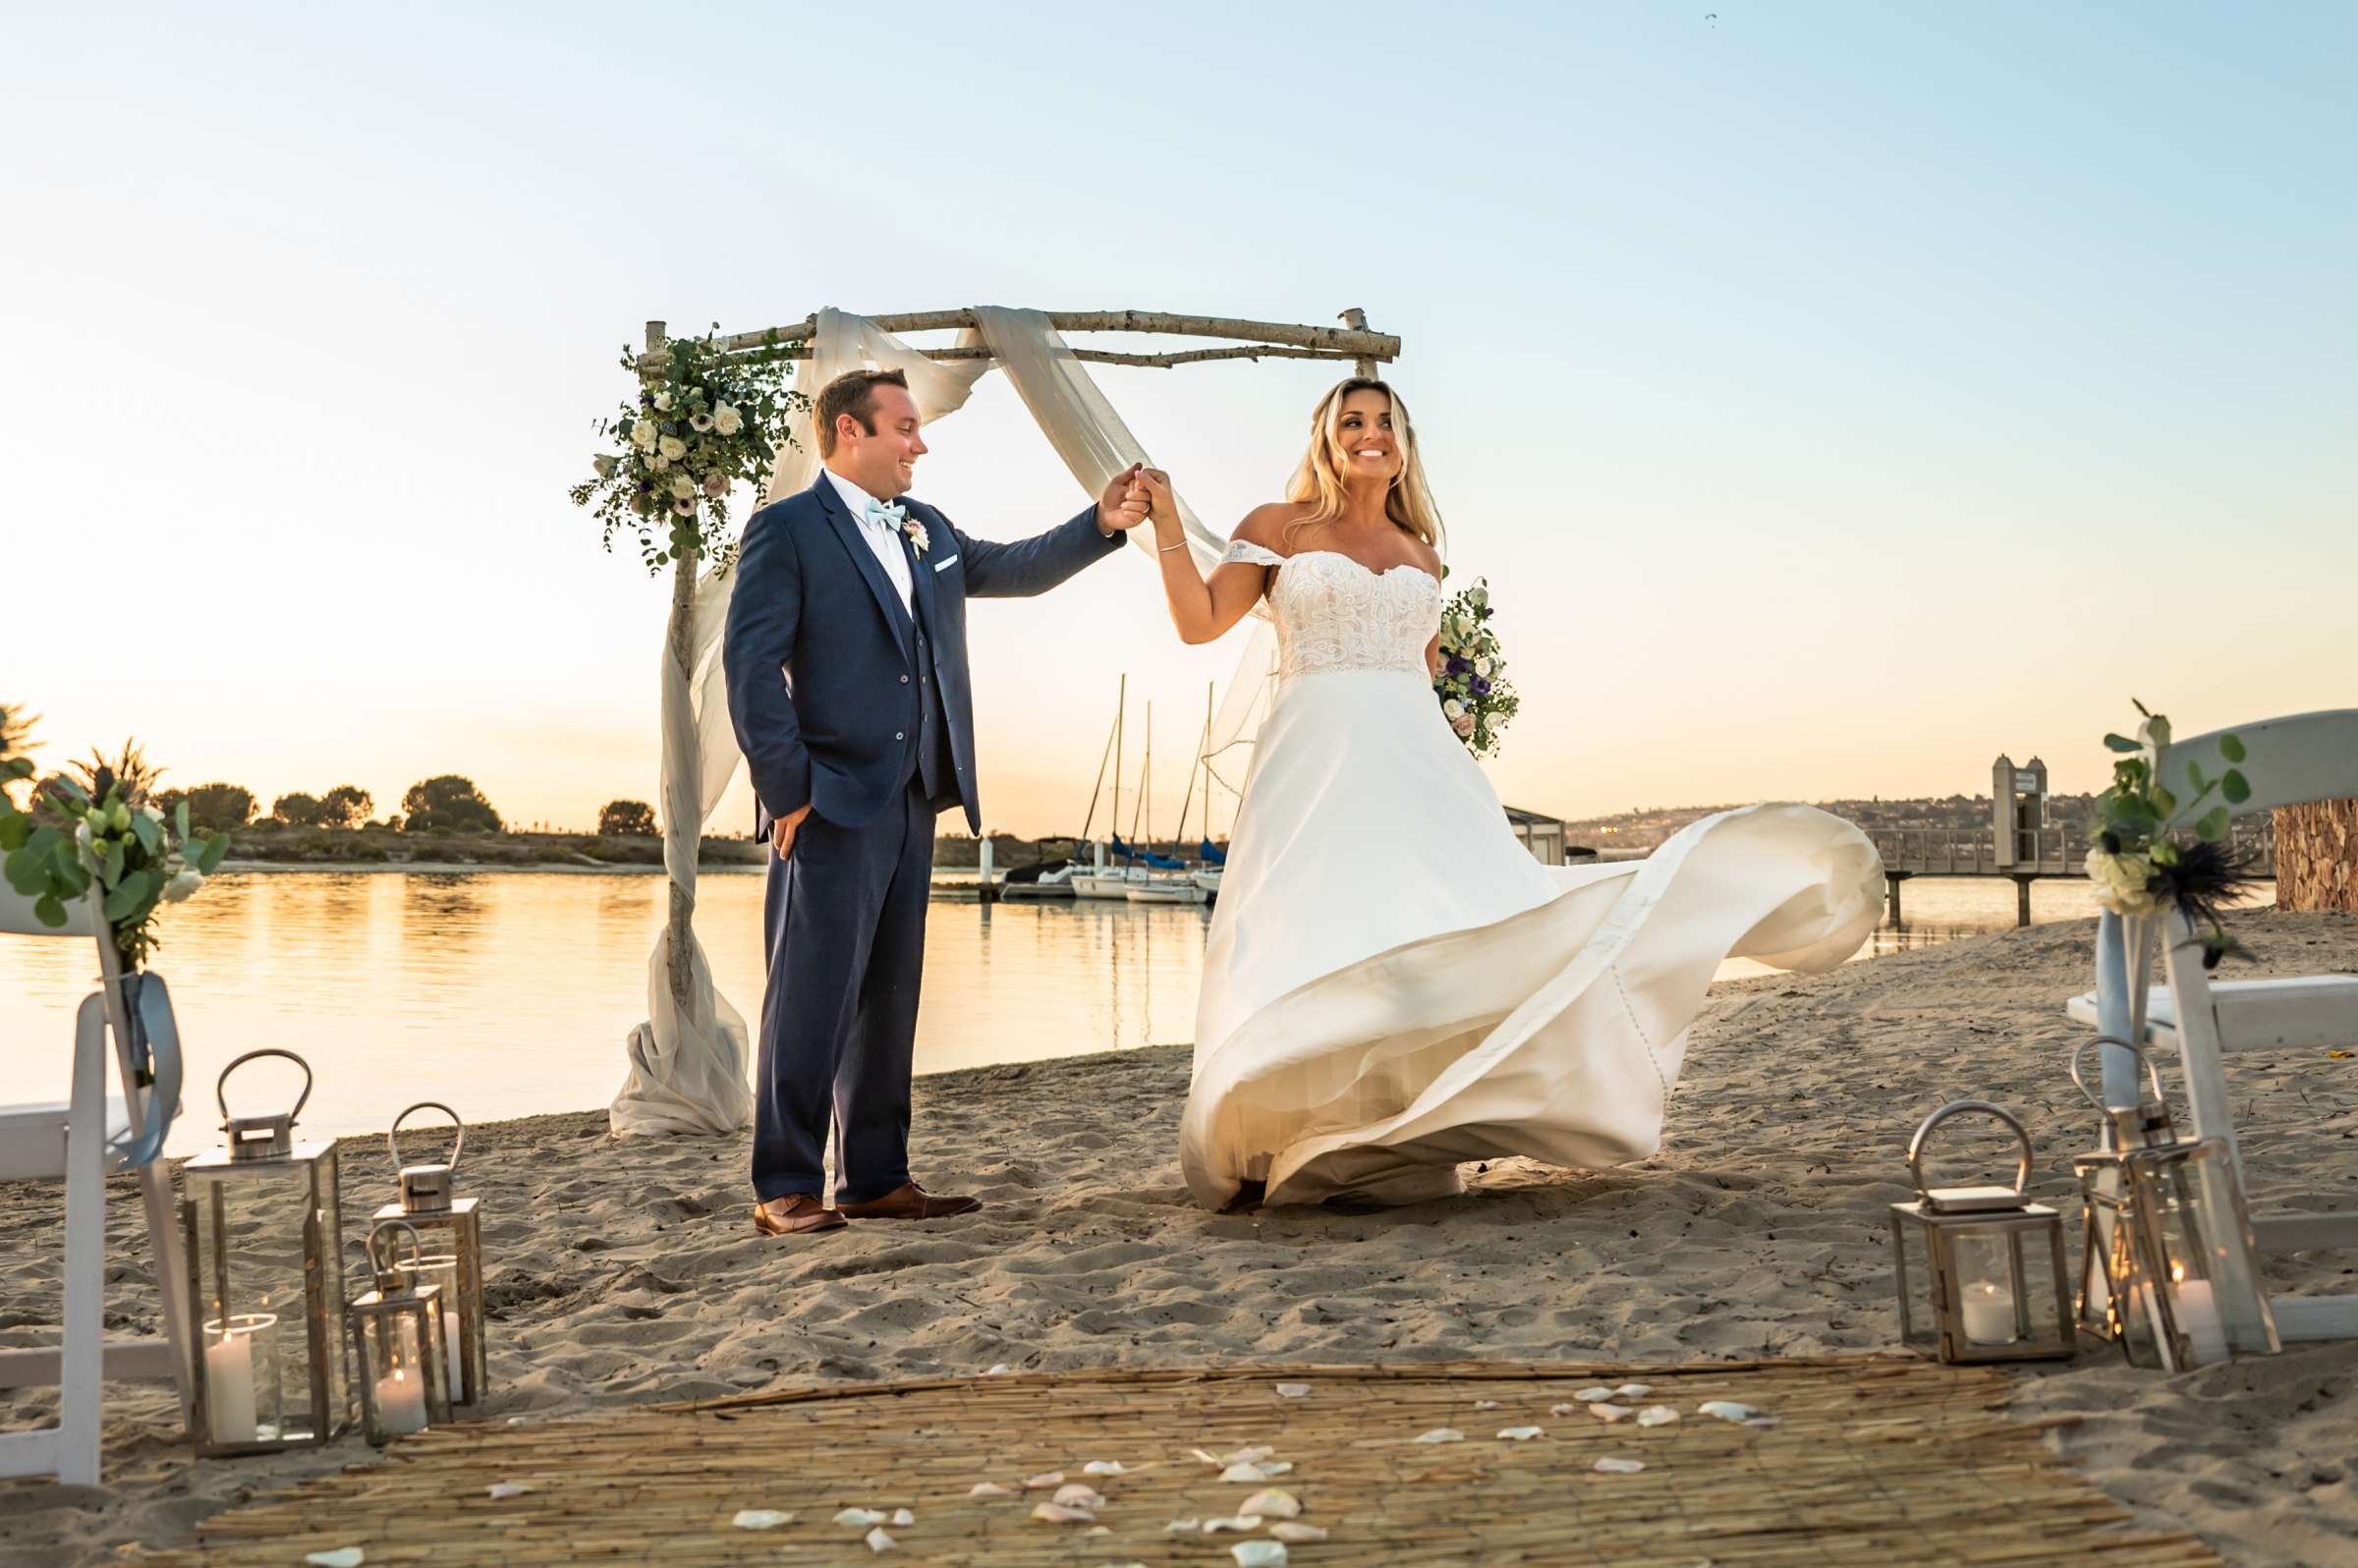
[1868,822,2275,925]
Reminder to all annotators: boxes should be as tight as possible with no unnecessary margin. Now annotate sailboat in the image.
[1070,676,1139,900]
[1126,700,1207,905]
[1188,682,1225,901]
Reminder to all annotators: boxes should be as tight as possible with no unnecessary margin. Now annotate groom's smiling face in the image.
[837,381,927,501]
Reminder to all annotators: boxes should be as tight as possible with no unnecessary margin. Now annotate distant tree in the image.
[272,791,325,827]
[180,782,256,832]
[318,785,374,829]
[401,775,501,833]
[598,799,658,837]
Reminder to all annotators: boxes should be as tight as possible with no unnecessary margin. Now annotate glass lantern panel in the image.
[1888,1210,1936,1351]
[188,1165,326,1443]
[309,1152,351,1428]
[1944,1224,2025,1349]
[360,1311,432,1438]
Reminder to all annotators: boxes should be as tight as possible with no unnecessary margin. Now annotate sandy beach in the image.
[4,911,2354,1567]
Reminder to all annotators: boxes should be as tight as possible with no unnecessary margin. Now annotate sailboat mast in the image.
[1201,681,1215,847]
[1112,673,1126,856]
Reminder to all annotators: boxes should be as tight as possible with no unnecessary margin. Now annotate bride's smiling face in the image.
[1332,388,1402,486]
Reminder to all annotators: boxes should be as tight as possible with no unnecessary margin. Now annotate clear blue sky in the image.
[6,2,2351,834]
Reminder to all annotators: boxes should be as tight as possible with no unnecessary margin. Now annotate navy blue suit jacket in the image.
[724,473,1125,835]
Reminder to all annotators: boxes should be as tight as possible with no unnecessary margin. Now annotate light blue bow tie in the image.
[863,497,909,530]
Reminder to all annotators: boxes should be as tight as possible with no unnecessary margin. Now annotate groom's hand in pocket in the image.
[772,803,814,861]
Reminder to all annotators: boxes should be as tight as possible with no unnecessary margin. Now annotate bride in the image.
[1140,379,1884,1209]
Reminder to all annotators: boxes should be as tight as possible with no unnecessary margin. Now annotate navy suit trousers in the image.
[753,776,935,1204]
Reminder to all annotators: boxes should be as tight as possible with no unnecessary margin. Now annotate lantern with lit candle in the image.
[347,1219,455,1445]
[180,1049,352,1455]
[2070,1036,2274,1371]
[371,1101,486,1408]
[1887,1100,2075,1364]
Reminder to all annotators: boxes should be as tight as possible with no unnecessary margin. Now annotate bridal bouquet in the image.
[570,325,807,578]
[1434,577,1518,758]
[0,728,231,969]
[2085,700,2260,968]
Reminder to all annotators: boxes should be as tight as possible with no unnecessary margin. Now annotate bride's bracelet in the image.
[1156,539,1187,554]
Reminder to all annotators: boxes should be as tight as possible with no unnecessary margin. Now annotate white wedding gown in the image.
[1180,542,1886,1208]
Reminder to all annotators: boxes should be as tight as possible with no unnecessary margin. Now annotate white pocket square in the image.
[932,554,959,572]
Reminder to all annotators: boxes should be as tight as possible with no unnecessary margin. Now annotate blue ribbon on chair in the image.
[107,972,184,1168]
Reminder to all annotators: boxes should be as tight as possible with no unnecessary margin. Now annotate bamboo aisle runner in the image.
[137,1357,2219,1566]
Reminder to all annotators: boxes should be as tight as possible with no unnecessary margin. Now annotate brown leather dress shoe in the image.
[837,1181,982,1220]
[753,1194,847,1236]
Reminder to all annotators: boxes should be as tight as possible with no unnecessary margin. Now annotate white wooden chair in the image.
[2067,708,2358,1351]
[0,884,194,1485]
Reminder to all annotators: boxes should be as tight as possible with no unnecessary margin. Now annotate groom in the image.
[723,368,1149,1237]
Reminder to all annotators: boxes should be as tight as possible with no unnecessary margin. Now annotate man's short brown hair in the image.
[814,368,911,458]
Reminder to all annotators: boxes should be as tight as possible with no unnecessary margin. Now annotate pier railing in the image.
[1866,820,2276,879]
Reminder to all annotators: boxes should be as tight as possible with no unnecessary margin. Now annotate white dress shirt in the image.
[823,468,914,616]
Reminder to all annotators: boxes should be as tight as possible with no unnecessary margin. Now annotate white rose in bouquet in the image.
[1442,698,1466,720]
[1474,656,1491,677]
[652,389,673,412]
[161,868,206,903]
[702,472,728,496]
[712,403,743,436]
[652,453,670,471]
[658,435,688,462]
[631,419,657,451]
[1452,712,1477,738]
[593,453,618,478]
[2085,849,2171,918]
[670,475,696,500]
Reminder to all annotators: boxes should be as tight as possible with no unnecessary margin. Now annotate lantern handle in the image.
[366,1217,426,1275]
[388,1101,465,1174]
[2068,1035,2165,1111]
[215,1048,313,1126]
[1906,1099,2033,1201]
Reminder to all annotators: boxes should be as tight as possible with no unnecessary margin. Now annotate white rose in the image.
[670,475,695,500]
[652,453,669,471]
[712,403,743,436]
[702,472,728,497]
[652,389,673,412]
[658,435,687,462]
[1442,698,1466,720]
[73,817,99,871]
[1474,657,1491,677]
[1452,712,1477,738]
[161,868,205,903]
[630,419,657,451]
[138,804,162,823]
[2085,850,2170,918]
[690,413,714,432]
[593,453,617,478]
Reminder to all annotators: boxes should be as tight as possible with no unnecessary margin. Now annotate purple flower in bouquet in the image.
[1448,655,1472,675]
[1474,676,1491,696]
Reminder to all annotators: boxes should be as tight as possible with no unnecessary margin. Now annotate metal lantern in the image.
[371,1101,486,1409]
[2070,1036,2274,1372]
[1887,1100,2075,1363]
[347,1219,455,1446]
[181,1049,352,1455]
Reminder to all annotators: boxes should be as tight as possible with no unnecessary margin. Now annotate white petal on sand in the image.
[733,1509,797,1530]
[1232,1541,1290,1567]
[1474,1399,1502,1411]
[1594,1457,1648,1475]
[1573,1386,1614,1402]
[1224,1444,1276,1465]
[1032,1501,1097,1524]
[1085,1525,1112,1537]
[1203,1514,1264,1534]
[1220,1460,1293,1482]
[1615,1383,1653,1400]
[889,1508,915,1527]
[1274,1382,1311,1399]
[969,1483,1017,1499]
[1549,1403,1583,1417]
[1053,1484,1105,1510]
[1238,1487,1301,1518]
[1026,1471,1066,1489]
[1165,1519,1203,1534]
[1589,1403,1635,1423]
[1413,1427,1464,1443]
[1496,1426,1544,1440]
[1636,1406,1682,1428]
[486,1483,532,1501]
[1699,1400,1768,1424]
[304,1552,364,1568]
[1270,1523,1329,1543]
[1082,1460,1129,1476]
[832,1508,888,1529]
[865,1526,897,1554]
[984,1364,1010,1375]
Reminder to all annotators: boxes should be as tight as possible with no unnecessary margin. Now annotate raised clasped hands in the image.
[1136,468,1181,531]
[1097,462,1152,532]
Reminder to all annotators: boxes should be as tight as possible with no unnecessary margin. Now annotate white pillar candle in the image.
[376,1368,428,1435]
[442,1308,464,1404]
[204,1330,258,1445]
[1959,1282,2017,1345]
[2171,1279,2230,1366]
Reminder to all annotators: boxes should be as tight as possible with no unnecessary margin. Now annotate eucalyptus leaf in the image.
[130,812,161,855]
[100,841,125,888]
[175,801,192,840]
[2151,785,2177,819]
[2219,734,2247,764]
[101,875,144,922]
[2222,770,2250,805]
[2186,761,2207,790]
[5,843,47,894]
[196,833,231,874]
[2147,715,2171,747]
[2195,806,2230,842]
[2104,734,2143,754]
[0,814,26,851]
[33,892,66,927]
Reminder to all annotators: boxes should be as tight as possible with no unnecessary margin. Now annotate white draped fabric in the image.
[612,308,1270,1135]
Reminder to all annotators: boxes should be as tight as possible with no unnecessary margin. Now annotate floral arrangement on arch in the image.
[1433,577,1518,758]
[2085,700,2261,968]
[569,326,808,577]
[0,713,231,970]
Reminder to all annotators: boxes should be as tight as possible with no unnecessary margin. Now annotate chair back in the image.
[2157,708,2358,823]
[0,884,97,938]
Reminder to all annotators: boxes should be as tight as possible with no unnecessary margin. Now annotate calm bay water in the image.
[0,868,2134,1156]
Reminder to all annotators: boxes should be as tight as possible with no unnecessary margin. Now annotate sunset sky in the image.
[7,3,2351,838]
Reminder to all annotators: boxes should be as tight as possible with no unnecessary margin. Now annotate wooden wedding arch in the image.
[632,307,1402,1082]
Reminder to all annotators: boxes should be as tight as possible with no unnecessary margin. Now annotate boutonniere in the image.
[903,517,930,556]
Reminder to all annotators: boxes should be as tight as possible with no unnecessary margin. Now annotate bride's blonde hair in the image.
[1283,377,1444,551]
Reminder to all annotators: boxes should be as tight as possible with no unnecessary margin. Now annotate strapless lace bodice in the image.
[1222,540,1439,682]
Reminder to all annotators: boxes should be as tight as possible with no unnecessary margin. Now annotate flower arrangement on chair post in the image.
[0,727,232,972]
[2085,700,2262,999]
[1433,577,1519,758]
